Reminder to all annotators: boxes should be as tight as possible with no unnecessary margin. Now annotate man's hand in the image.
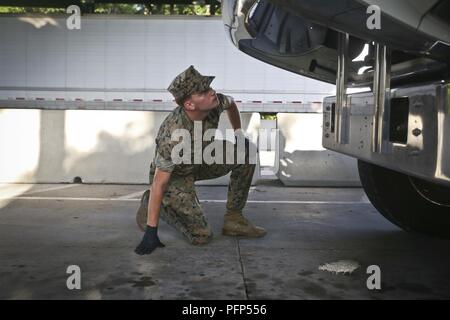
[135,225,165,255]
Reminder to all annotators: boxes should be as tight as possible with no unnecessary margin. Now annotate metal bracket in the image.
[335,32,350,145]
[372,44,391,153]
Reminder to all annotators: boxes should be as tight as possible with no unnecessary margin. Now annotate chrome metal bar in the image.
[335,32,349,144]
[372,44,391,153]
[372,44,381,152]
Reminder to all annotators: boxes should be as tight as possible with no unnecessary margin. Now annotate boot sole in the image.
[136,190,150,232]
[222,229,267,238]
[136,207,147,232]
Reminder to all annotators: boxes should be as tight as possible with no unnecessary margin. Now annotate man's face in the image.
[185,87,219,112]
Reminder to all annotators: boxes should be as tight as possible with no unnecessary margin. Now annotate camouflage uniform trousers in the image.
[149,139,256,245]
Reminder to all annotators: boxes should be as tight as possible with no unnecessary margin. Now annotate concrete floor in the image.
[1,181,450,300]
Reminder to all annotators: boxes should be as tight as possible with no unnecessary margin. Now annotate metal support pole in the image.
[372,44,391,153]
[335,32,349,144]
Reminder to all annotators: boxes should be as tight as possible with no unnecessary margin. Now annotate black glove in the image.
[134,225,165,255]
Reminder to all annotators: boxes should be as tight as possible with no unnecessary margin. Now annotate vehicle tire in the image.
[357,160,450,237]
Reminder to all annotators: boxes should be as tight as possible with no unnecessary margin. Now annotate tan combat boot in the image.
[222,211,266,238]
[136,189,150,232]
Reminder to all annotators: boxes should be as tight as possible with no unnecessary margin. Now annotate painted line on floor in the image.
[0,196,137,201]
[116,190,147,200]
[22,184,79,195]
[203,200,370,204]
[0,196,370,204]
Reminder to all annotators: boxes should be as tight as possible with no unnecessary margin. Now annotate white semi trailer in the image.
[0,14,333,110]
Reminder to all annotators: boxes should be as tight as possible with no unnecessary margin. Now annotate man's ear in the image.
[184,98,195,111]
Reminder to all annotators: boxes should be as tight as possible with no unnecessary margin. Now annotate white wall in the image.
[0,108,260,184]
[276,113,361,186]
[0,108,360,186]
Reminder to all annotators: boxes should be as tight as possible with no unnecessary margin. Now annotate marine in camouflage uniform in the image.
[136,65,266,245]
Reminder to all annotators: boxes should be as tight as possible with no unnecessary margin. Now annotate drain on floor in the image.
[318,260,360,275]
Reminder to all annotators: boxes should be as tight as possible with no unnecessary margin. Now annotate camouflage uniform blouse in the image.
[149,93,234,178]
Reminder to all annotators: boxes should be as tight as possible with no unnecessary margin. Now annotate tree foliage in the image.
[0,3,222,15]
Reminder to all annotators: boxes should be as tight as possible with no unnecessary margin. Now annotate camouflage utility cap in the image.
[167,65,215,101]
